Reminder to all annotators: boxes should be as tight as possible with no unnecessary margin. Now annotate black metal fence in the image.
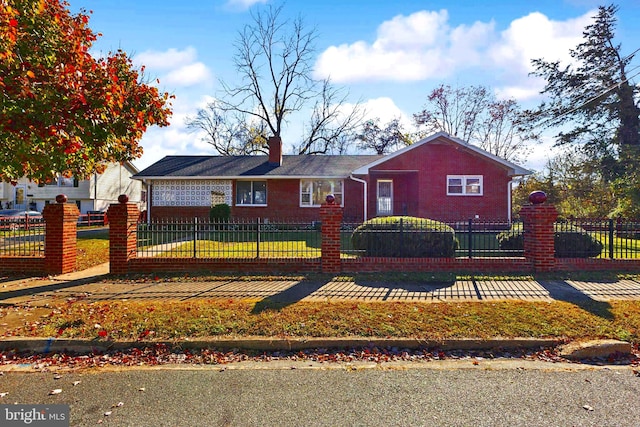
[557,218,640,259]
[341,219,523,258]
[0,217,45,256]
[133,217,640,260]
[136,218,321,259]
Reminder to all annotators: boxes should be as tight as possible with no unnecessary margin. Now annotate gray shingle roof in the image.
[133,155,383,179]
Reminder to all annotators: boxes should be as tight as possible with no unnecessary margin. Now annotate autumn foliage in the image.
[0,0,172,182]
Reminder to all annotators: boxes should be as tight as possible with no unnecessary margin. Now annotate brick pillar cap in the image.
[118,194,129,203]
[528,191,547,205]
[55,194,67,203]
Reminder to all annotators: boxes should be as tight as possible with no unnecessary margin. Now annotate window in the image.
[41,175,78,187]
[300,179,343,207]
[236,181,267,205]
[447,175,483,196]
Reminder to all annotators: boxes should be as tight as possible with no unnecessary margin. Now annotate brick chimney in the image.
[268,136,283,166]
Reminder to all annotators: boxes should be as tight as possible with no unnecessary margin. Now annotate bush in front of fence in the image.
[350,216,458,257]
[209,203,231,222]
[497,223,603,258]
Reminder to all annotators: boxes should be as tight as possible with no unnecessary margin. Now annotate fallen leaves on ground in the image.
[0,343,637,370]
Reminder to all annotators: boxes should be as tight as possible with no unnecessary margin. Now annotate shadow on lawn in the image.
[251,276,327,313]
[251,273,456,314]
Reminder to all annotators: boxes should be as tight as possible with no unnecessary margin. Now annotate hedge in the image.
[351,216,458,257]
[497,223,603,258]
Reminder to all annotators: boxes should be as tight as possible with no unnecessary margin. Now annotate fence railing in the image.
[0,217,45,256]
[77,212,108,227]
[136,218,321,259]
[558,218,640,259]
[341,219,524,258]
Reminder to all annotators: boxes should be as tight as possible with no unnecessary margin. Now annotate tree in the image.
[295,80,364,155]
[527,4,640,216]
[512,149,617,218]
[206,4,361,155]
[0,0,172,183]
[476,99,533,164]
[185,100,266,155]
[414,84,535,163]
[414,84,489,143]
[356,118,411,155]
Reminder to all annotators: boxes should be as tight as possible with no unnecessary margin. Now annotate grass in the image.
[8,298,640,342]
[76,229,109,270]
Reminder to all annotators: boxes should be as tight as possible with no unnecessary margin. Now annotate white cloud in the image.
[314,8,593,103]
[225,0,268,11]
[360,97,413,129]
[133,47,213,88]
[489,11,592,75]
[314,10,494,83]
[134,47,198,70]
[163,63,212,87]
[134,95,213,170]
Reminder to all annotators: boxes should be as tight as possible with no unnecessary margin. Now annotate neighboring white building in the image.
[0,162,146,214]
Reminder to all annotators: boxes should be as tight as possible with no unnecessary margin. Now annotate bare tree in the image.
[185,100,267,155]
[295,80,365,154]
[414,84,537,163]
[414,84,489,142]
[475,99,535,164]
[205,4,362,154]
[356,118,412,155]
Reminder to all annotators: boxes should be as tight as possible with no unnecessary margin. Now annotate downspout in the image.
[349,175,368,221]
[507,180,512,224]
[145,180,151,224]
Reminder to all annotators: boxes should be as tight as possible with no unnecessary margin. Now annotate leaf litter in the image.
[0,342,637,370]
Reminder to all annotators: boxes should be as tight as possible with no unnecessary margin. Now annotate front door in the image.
[13,185,26,210]
[377,180,393,216]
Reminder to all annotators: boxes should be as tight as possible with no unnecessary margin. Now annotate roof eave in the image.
[132,174,354,181]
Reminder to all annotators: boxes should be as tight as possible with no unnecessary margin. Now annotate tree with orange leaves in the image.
[0,0,172,183]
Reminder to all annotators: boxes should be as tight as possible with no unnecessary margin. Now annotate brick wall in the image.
[107,200,140,275]
[42,201,79,275]
[520,204,557,272]
[0,197,79,275]
[320,201,342,273]
[0,257,45,274]
[370,136,512,221]
[111,201,640,275]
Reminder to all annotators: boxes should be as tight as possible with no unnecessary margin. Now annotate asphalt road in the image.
[1,362,639,426]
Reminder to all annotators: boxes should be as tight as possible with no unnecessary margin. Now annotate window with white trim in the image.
[300,179,343,207]
[236,181,267,205]
[447,175,483,196]
[40,175,78,187]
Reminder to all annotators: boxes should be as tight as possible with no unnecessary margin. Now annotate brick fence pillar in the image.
[43,195,79,275]
[320,199,343,274]
[520,203,558,272]
[107,195,140,275]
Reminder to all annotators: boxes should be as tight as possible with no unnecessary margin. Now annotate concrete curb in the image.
[0,337,561,355]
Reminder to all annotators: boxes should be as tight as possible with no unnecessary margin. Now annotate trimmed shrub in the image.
[497,223,603,258]
[209,203,231,223]
[351,216,458,258]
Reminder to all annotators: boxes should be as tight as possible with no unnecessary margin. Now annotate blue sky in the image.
[69,0,640,172]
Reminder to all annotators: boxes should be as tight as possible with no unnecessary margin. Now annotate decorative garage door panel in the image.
[153,180,232,206]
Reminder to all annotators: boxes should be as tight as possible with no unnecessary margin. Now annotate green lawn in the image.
[13,296,640,342]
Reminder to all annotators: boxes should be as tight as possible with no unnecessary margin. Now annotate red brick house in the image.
[133,132,531,223]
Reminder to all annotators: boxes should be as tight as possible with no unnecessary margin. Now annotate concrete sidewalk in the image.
[1,263,640,306]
